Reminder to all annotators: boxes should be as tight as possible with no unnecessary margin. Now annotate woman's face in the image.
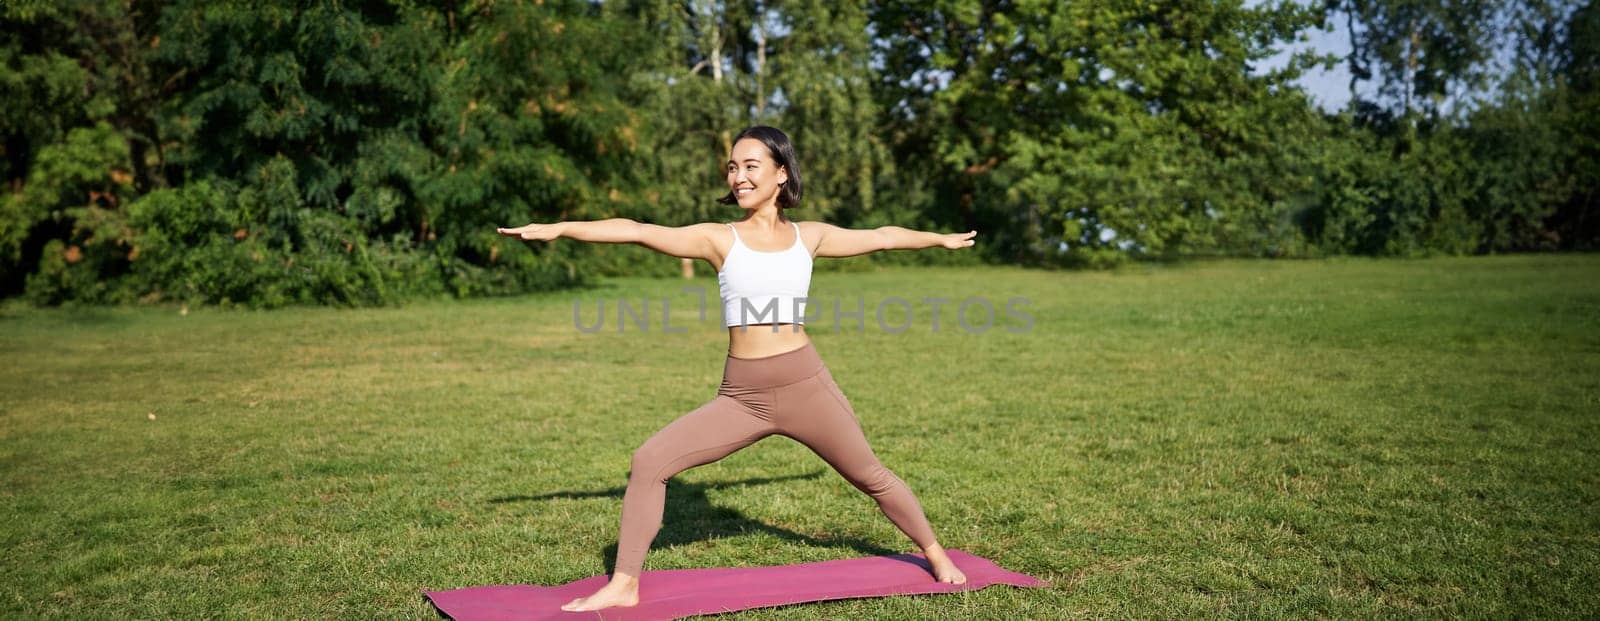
[726,138,787,210]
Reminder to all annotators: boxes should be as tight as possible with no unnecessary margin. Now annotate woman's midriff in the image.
[727,323,810,359]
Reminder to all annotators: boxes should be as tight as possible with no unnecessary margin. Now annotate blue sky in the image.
[1265,22,1359,112]
[1248,1,1362,113]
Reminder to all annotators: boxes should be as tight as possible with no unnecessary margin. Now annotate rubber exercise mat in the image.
[423,549,1049,620]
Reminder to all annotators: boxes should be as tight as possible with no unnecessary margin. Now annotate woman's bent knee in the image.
[629,447,671,485]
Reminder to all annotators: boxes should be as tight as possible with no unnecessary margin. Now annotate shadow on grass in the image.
[491,470,926,574]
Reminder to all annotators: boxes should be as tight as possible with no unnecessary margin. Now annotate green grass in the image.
[3,254,1599,619]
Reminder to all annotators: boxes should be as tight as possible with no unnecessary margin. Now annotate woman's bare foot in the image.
[922,543,968,584]
[560,574,640,612]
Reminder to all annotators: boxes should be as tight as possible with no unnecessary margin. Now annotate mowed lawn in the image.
[3,255,1598,619]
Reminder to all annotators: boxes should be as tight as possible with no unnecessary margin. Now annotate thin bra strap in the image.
[727,222,802,249]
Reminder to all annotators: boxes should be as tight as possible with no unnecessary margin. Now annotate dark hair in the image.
[717,126,803,209]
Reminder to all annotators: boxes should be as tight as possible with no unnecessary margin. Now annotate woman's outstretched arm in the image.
[809,222,977,258]
[497,218,720,261]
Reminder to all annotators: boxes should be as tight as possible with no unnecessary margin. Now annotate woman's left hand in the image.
[941,230,977,249]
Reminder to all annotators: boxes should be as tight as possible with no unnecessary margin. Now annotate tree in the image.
[1330,0,1500,123]
[869,0,1325,265]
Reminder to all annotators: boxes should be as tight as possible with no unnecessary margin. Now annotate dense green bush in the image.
[0,1,1593,307]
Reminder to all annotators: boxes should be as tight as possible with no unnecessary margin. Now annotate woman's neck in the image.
[742,205,785,228]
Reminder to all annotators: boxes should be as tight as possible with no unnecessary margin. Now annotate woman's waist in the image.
[728,322,809,353]
[721,334,824,389]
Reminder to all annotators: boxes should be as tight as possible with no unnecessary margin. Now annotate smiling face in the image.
[726,138,788,210]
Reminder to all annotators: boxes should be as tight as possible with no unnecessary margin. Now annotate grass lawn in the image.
[3,254,1598,618]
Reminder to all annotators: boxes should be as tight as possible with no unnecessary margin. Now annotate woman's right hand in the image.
[497,222,565,241]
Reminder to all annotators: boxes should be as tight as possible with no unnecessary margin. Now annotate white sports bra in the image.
[718,221,813,327]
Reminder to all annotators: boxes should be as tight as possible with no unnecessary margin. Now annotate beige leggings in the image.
[614,341,938,577]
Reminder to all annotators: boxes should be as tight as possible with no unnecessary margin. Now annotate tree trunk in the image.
[756,7,766,118]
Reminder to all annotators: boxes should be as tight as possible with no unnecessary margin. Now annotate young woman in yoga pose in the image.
[497,126,978,612]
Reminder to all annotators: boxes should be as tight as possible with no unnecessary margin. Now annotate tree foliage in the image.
[0,0,1593,307]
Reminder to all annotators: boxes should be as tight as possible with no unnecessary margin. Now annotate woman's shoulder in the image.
[683,222,734,235]
[795,220,845,236]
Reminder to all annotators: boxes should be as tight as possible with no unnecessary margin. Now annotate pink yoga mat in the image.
[424,550,1049,620]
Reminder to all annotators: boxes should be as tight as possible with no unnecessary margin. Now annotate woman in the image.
[497,126,978,612]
